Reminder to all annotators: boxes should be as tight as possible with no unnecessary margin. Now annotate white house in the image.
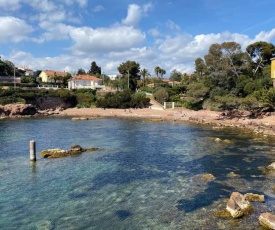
[17,66,33,76]
[68,74,105,90]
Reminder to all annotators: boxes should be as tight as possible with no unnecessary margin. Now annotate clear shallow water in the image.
[0,118,275,230]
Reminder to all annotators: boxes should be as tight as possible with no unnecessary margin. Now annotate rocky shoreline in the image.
[57,107,275,139]
[1,104,275,138]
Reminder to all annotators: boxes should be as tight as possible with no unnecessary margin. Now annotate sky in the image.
[1,0,275,77]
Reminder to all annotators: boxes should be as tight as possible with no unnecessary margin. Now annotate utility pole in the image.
[14,65,16,88]
[127,69,130,89]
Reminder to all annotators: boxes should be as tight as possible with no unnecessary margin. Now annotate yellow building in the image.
[39,70,69,83]
[271,58,275,79]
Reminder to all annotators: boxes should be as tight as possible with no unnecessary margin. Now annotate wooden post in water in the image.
[30,140,36,161]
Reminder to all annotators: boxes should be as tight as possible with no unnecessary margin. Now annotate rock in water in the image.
[70,145,83,152]
[226,196,243,218]
[259,213,275,229]
[40,145,99,158]
[268,162,275,170]
[226,192,253,218]
[244,193,265,203]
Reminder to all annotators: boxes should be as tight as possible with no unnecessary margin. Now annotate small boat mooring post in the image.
[30,140,36,161]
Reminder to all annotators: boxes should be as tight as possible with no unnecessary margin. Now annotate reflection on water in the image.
[0,118,275,229]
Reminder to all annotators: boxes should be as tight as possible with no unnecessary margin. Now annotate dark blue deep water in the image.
[0,117,275,229]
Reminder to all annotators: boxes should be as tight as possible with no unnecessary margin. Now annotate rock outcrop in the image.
[40,145,99,158]
[0,103,37,117]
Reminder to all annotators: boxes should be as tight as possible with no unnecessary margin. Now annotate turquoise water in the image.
[0,118,275,229]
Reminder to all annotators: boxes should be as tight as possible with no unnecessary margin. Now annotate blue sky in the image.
[1,0,275,77]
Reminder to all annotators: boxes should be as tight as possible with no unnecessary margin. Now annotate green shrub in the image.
[75,92,95,108]
[0,97,26,105]
[203,96,241,111]
[96,90,149,109]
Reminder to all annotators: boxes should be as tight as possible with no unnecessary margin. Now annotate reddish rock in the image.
[0,104,36,116]
[259,213,275,229]
[226,192,253,218]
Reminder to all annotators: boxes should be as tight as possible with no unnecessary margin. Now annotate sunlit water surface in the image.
[0,117,275,230]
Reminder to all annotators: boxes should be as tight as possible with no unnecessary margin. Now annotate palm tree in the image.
[154,66,160,78]
[140,68,150,87]
[159,68,166,79]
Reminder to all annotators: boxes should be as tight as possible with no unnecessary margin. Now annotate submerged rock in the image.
[213,137,232,144]
[147,118,163,122]
[259,163,275,175]
[259,213,275,229]
[227,172,240,178]
[199,173,215,180]
[268,162,275,170]
[36,220,53,230]
[214,209,231,218]
[244,193,265,203]
[226,192,253,218]
[40,145,99,158]
[214,138,222,142]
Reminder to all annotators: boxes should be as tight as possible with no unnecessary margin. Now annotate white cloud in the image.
[76,0,88,8]
[69,26,145,54]
[122,3,153,27]
[122,4,142,27]
[93,5,105,13]
[35,23,71,42]
[143,2,153,12]
[0,17,33,43]
[148,28,163,37]
[158,34,193,54]
[0,0,21,11]
[25,0,57,12]
[166,20,181,32]
[254,28,275,43]
[38,11,67,23]
[58,0,88,8]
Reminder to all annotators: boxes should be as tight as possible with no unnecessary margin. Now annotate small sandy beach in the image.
[57,107,275,137]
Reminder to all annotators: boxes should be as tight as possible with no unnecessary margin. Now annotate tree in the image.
[153,88,168,104]
[77,68,86,75]
[61,73,72,87]
[154,66,161,77]
[169,69,182,82]
[246,41,275,77]
[0,59,14,76]
[194,58,207,76]
[88,61,101,76]
[204,43,223,74]
[50,72,58,84]
[100,74,111,85]
[220,41,249,77]
[203,42,250,78]
[159,68,166,78]
[117,60,140,91]
[140,68,150,87]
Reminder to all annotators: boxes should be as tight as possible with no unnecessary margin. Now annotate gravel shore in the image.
[57,108,275,138]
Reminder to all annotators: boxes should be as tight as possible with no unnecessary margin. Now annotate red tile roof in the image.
[71,75,102,81]
[44,70,68,76]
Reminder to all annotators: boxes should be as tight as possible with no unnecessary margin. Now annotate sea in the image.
[0,117,275,229]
